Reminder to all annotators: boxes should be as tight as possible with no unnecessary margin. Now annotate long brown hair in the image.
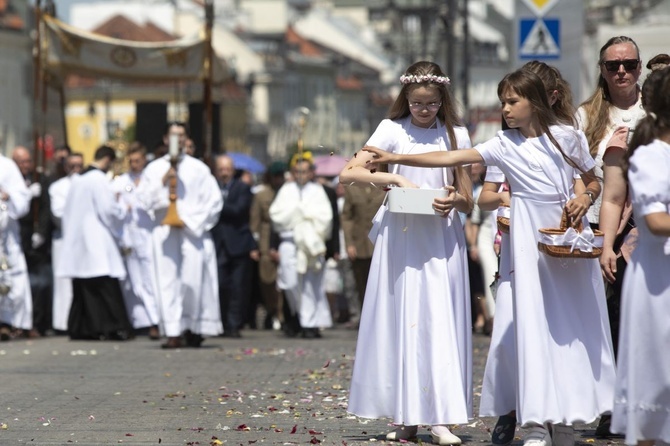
[623,66,670,178]
[579,36,641,157]
[390,61,472,209]
[522,60,576,126]
[499,69,582,171]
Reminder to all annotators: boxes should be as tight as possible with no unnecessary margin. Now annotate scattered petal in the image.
[290,424,298,434]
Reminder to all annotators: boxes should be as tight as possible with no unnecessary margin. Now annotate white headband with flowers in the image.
[399,74,451,85]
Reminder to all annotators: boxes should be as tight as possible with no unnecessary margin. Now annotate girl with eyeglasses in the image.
[576,36,646,438]
[340,61,474,445]
[364,68,617,446]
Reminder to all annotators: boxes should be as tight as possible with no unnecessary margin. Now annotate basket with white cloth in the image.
[496,204,510,233]
[537,208,603,258]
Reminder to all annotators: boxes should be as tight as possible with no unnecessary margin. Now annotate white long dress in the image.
[348,117,473,426]
[113,172,160,329]
[479,166,517,417]
[0,155,33,330]
[136,154,223,338]
[48,175,74,331]
[475,126,616,427]
[611,140,670,445]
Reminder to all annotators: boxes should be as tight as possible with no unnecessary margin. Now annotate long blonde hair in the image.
[579,36,640,157]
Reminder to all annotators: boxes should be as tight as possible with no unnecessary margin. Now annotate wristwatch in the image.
[585,191,595,206]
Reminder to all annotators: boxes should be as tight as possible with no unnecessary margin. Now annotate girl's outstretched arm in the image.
[364,146,483,168]
[339,148,417,188]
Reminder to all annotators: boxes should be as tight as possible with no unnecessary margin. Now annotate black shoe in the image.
[184,330,204,347]
[302,328,321,339]
[492,414,516,445]
[224,329,241,338]
[594,414,623,438]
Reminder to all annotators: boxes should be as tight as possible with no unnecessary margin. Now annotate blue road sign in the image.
[519,18,560,59]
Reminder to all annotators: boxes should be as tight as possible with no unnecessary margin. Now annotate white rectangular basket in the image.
[387,187,447,215]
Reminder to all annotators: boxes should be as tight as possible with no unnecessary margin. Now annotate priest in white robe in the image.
[57,146,133,341]
[269,155,333,338]
[112,144,160,339]
[136,122,223,349]
[0,154,33,340]
[48,152,83,333]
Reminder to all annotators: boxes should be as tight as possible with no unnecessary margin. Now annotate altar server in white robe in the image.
[135,122,223,349]
[269,154,333,338]
[48,152,83,332]
[112,143,160,339]
[0,154,33,339]
[57,146,133,340]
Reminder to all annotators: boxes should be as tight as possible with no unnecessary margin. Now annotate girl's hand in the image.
[565,195,590,224]
[393,177,418,188]
[363,146,397,166]
[498,190,511,207]
[433,186,457,217]
[599,247,618,283]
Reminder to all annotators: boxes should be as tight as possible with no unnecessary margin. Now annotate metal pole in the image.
[462,0,470,125]
[32,0,42,172]
[202,0,214,166]
[445,0,455,79]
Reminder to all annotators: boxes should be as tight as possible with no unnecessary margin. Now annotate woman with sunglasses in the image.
[340,61,474,445]
[575,35,646,438]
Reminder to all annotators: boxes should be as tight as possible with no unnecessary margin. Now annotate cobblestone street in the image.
[0,329,623,446]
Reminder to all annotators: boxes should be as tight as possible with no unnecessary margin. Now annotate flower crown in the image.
[399,74,451,85]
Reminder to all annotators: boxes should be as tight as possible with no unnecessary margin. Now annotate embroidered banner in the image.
[41,15,225,83]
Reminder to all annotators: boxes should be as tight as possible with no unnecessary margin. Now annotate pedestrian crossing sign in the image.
[519,18,560,59]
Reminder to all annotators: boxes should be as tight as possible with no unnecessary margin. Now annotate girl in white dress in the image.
[340,61,474,445]
[480,61,584,446]
[611,67,670,446]
[365,68,617,446]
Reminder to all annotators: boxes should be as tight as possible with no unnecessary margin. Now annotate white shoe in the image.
[524,426,552,446]
[551,424,574,446]
[386,425,418,441]
[431,425,462,445]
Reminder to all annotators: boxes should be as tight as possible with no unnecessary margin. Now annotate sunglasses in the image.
[601,59,639,73]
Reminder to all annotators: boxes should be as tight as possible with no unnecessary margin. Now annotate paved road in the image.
[0,329,625,446]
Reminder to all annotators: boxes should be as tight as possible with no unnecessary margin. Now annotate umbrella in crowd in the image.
[226,152,266,174]
[313,154,348,177]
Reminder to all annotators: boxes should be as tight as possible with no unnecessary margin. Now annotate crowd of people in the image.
[0,34,668,446]
[341,37,669,446]
[0,121,376,346]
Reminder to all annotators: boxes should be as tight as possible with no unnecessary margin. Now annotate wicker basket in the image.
[496,204,510,234]
[537,208,604,258]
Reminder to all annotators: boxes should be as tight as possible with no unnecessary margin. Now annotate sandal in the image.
[492,414,517,445]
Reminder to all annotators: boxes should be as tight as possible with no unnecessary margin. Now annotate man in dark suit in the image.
[210,155,257,338]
